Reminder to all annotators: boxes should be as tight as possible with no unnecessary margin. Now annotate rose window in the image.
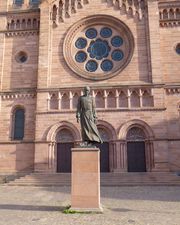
[63,15,134,80]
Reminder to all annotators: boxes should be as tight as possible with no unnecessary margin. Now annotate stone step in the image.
[5,172,180,186]
[6,181,180,186]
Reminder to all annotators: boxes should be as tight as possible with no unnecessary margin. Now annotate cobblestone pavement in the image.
[0,186,180,225]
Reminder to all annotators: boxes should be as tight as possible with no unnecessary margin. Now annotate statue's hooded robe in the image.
[76,95,103,143]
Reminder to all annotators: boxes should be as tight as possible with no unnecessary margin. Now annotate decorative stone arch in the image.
[46,121,80,142]
[97,120,117,141]
[116,120,155,172]
[118,119,155,140]
[46,121,81,172]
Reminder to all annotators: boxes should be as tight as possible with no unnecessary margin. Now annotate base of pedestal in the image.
[70,206,103,213]
[71,147,101,211]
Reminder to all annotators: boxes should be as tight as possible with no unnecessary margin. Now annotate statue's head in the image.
[83,86,90,95]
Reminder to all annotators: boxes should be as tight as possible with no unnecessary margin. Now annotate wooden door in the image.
[96,142,109,172]
[57,142,74,173]
[127,142,146,172]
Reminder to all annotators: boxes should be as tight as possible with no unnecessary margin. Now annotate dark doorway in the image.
[57,142,74,173]
[127,142,146,172]
[96,142,109,172]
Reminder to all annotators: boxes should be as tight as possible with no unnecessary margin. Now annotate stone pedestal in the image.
[71,147,102,212]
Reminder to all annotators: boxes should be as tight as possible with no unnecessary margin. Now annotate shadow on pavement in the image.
[0,204,64,212]
[109,207,178,215]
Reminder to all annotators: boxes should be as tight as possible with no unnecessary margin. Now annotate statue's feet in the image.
[79,141,97,148]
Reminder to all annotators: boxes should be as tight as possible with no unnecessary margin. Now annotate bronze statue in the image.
[76,86,103,146]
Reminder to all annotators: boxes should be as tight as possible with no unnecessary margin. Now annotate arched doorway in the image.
[96,127,110,172]
[56,128,74,173]
[127,127,146,172]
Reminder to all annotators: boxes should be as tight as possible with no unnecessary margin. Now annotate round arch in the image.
[118,119,155,140]
[46,121,81,142]
[11,104,26,114]
[97,120,117,141]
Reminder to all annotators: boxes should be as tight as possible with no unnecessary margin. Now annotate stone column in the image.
[58,92,62,110]
[139,89,143,108]
[48,142,56,172]
[115,90,119,108]
[47,93,50,111]
[104,90,108,109]
[69,91,73,110]
[114,141,127,172]
[127,89,131,108]
[71,147,102,212]
[145,140,155,171]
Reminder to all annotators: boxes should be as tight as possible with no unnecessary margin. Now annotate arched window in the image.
[127,127,146,141]
[61,93,70,109]
[142,91,154,107]
[50,93,58,110]
[95,91,104,108]
[107,91,116,108]
[72,93,79,109]
[176,8,180,19]
[119,91,128,108]
[163,9,168,19]
[56,128,74,143]
[169,9,174,19]
[130,91,140,108]
[13,108,25,140]
[14,0,24,5]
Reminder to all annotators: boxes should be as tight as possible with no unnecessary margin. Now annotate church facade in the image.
[0,0,180,175]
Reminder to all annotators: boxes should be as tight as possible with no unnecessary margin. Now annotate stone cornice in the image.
[165,88,180,95]
[159,1,180,8]
[0,8,40,16]
[36,107,166,115]
[4,30,39,37]
[36,83,166,93]
[0,89,36,100]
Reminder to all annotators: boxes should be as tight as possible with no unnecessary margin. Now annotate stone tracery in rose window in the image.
[63,15,134,80]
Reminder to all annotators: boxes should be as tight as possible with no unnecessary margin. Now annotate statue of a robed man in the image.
[76,86,103,145]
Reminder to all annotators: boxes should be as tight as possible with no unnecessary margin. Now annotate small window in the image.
[15,51,28,63]
[14,0,24,6]
[175,43,180,55]
[13,108,25,140]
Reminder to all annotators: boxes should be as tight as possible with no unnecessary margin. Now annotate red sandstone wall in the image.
[1,35,39,90]
[160,28,180,83]
[0,143,34,173]
[38,1,150,89]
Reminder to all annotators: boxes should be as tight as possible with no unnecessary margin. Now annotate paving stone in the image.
[0,186,179,225]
